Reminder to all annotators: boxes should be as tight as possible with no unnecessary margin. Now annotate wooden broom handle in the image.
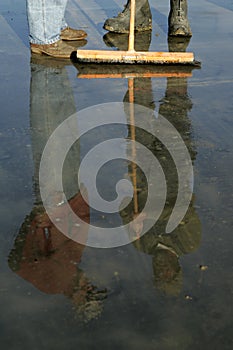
[128,0,135,52]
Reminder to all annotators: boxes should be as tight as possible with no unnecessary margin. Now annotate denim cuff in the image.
[29,35,60,45]
[61,23,68,31]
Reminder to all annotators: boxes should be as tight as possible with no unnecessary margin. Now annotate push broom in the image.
[74,0,199,65]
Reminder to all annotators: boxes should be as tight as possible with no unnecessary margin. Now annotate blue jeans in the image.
[27,0,68,44]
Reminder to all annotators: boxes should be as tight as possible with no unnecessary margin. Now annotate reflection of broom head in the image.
[71,59,199,79]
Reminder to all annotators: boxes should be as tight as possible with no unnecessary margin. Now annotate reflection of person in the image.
[103,30,155,111]
[8,190,90,294]
[27,0,87,58]
[133,199,201,296]
[29,56,80,202]
[104,32,201,295]
[103,0,192,37]
[8,190,107,322]
[8,57,107,321]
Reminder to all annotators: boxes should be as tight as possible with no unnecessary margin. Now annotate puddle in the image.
[0,0,233,349]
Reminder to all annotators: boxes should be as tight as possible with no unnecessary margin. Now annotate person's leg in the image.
[27,0,68,44]
[168,0,192,37]
[27,0,87,58]
[103,0,152,34]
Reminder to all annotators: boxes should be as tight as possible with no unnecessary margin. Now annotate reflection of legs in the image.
[131,70,200,296]
[159,36,193,141]
[103,0,152,33]
[104,30,155,222]
[159,75,195,232]
[30,57,78,204]
[122,82,155,221]
[103,31,155,114]
[124,78,155,111]
[158,38,194,210]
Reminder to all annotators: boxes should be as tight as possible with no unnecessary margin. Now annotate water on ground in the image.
[0,1,233,349]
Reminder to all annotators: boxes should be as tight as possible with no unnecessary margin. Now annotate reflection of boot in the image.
[31,54,73,68]
[159,77,193,137]
[103,31,151,51]
[168,0,192,37]
[104,32,155,110]
[30,56,80,203]
[103,0,152,33]
[152,248,182,296]
[168,36,190,52]
[124,78,155,110]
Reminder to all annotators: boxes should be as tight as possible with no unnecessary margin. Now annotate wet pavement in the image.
[0,0,233,349]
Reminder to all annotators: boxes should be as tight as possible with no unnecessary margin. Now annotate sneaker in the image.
[60,26,87,41]
[30,40,75,59]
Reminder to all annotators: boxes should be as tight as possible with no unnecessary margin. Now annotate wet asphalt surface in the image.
[0,0,233,349]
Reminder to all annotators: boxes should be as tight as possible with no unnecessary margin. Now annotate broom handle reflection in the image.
[128,78,138,214]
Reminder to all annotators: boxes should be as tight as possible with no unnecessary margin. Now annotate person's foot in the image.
[60,26,87,41]
[103,0,152,34]
[30,40,74,59]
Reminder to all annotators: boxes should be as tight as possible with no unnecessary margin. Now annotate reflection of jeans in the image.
[30,57,79,203]
[27,0,68,44]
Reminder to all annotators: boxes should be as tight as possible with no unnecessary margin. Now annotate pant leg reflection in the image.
[119,37,201,296]
[29,56,80,203]
[8,57,107,322]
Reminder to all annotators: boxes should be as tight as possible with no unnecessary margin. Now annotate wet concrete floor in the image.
[0,0,233,349]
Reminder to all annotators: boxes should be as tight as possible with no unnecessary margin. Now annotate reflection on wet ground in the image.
[1,0,233,349]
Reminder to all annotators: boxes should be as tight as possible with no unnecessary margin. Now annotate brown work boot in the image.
[60,26,87,41]
[30,40,74,59]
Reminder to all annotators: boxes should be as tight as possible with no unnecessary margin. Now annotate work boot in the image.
[103,0,152,33]
[168,0,192,37]
[60,26,87,41]
[30,40,75,59]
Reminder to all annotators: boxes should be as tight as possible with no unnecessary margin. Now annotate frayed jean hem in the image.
[29,35,60,45]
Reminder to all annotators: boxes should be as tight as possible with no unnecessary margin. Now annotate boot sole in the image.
[168,30,192,37]
[61,34,87,41]
[104,24,152,34]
